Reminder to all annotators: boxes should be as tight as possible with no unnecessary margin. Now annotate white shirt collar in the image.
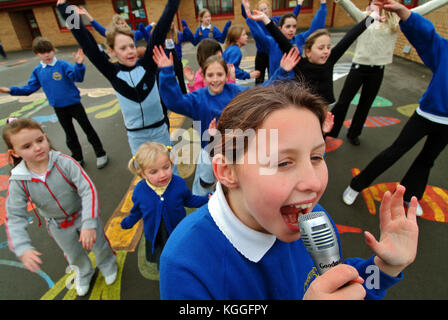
[40,57,57,68]
[201,24,211,30]
[208,182,276,262]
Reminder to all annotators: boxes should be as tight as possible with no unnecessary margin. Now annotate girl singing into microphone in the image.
[159,81,419,300]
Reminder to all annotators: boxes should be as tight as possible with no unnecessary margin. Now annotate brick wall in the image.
[394,4,448,63]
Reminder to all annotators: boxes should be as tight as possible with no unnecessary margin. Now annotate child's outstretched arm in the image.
[364,184,418,277]
[153,45,195,118]
[57,0,115,80]
[139,0,180,71]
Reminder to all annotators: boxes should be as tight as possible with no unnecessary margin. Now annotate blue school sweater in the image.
[240,2,302,54]
[9,59,84,108]
[160,184,403,300]
[223,44,250,80]
[189,21,232,45]
[246,3,327,78]
[120,175,208,254]
[399,12,448,120]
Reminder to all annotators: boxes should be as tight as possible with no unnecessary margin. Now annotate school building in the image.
[0,0,446,65]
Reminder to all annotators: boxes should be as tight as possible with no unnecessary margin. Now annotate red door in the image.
[113,0,148,30]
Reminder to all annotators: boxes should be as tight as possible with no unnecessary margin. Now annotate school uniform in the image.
[187,21,232,45]
[223,44,250,80]
[121,175,208,268]
[160,182,402,299]
[6,150,116,287]
[350,12,448,202]
[9,57,105,162]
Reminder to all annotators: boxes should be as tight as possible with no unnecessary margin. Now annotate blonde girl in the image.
[159,81,419,300]
[121,142,208,270]
[223,25,260,80]
[4,118,117,296]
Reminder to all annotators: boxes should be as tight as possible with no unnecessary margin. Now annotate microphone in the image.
[298,211,341,275]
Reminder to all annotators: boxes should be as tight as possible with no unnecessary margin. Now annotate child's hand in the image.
[20,249,43,273]
[280,47,301,72]
[72,48,85,64]
[364,184,419,277]
[227,64,236,82]
[183,65,195,83]
[153,45,173,68]
[250,70,261,79]
[56,0,67,6]
[303,264,366,300]
[0,87,11,94]
[208,118,217,136]
[79,228,97,251]
[242,0,270,23]
[323,111,334,134]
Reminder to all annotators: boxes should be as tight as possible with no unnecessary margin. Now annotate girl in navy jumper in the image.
[0,37,108,169]
[182,8,232,46]
[159,81,419,300]
[223,25,260,80]
[56,0,179,156]
[120,142,208,270]
[342,0,448,217]
[154,45,299,196]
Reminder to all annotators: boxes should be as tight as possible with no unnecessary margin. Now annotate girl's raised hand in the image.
[56,0,67,6]
[280,47,301,72]
[153,45,173,68]
[183,65,195,83]
[72,48,85,64]
[323,111,335,134]
[227,64,236,82]
[0,87,11,94]
[364,184,419,277]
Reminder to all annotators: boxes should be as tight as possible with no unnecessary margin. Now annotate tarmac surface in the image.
[0,32,447,300]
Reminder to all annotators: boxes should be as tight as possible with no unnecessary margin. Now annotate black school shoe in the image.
[347,135,360,146]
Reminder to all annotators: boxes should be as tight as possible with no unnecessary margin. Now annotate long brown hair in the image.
[224,25,245,49]
[2,118,54,168]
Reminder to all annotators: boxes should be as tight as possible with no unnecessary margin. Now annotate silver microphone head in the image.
[298,211,341,275]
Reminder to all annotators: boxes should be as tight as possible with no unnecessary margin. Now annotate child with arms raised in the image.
[154,46,300,196]
[121,142,209,271]
[56,0,179,156]
[4,119,117,297]
[159,81,419,299]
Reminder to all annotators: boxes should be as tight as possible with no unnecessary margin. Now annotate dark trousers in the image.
[54,103,106,161]
[0,43,6,58]
[328,63,385,139]
[255,51,269,85]
[351,112,448,201]
[145,219,169,271]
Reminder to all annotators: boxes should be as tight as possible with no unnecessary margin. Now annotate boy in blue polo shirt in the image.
[0,37,108,168]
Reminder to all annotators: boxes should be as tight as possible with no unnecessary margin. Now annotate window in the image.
[54,4,91,29]
[195,0,234,16]
[273,0,313,11]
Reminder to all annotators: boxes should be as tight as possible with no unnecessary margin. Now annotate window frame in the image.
[272,0,313,16]
[194,0,235,19]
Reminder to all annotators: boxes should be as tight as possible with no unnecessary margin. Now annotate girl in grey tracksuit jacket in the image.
[6,149,116,287]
